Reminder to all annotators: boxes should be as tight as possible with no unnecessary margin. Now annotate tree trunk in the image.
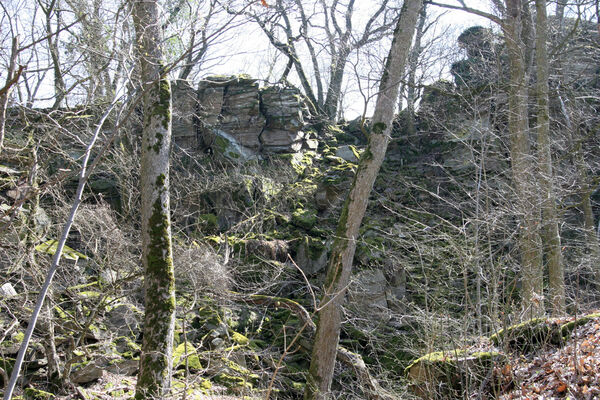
[0,37,21,154]
[405,4,427,137]
[503,0,544,317]
[323,47,350,121]
[576,147,600,277]
[304,1,423,398]
[44,0,66,110]
[132,0,177,398]
[535,0,564,315]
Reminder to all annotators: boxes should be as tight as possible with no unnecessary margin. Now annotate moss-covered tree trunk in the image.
[304,1,423,398]
[132,1,176,398]
[535,0,565,316]
[503,0,544,317]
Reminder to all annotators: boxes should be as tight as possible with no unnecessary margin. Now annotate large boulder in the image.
[197,76,265,151]
[349,269,388,312]
[177,75,312,157]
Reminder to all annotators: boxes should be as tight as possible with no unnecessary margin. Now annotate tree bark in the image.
[535,0,565,315]
[405,4,427,136]
[323,46,351,121]
[303,0,423,398]
[503,0,544,317]
[0,36,23,154]
[132,0,177,398]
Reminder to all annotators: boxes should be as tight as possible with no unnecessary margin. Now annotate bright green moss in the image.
[24,388,55,400]
[490,318,561,351]
[155,78,172,132]
[173,341,202,371]
[372,122,387,135]
[230,331,250,345]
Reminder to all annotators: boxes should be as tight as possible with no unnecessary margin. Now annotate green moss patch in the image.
[490,318,563,351]
[291,208,317,230]
[405,349,506,399]
[173,341,202,371]
[24,388,55,400]
[559,313,600,338]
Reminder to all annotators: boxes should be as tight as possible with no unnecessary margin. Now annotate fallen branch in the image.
[242,294,316,334]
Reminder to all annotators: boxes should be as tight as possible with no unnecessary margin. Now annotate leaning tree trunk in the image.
[303,1,423,398]
[535,0,565,315]
[132,1,177,399]
[504,0,544,317]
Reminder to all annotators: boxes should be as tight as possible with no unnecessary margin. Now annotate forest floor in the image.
[41,313,600,400]
[498,313,600,400]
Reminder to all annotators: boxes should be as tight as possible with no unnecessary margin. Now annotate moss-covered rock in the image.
[24,388,55,400]
[198,213,218,233]
[1,330,24,354]
[559,313,600,338]
[173,341,202,371]
[490,318,563,351]
[291,208,317,230]
[213,358,260,394]
[405,349,506,399]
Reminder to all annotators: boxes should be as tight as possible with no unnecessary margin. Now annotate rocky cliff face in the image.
[172,75,317,158]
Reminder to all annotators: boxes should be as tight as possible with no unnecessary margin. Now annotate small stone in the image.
[0,282,17,297]
[70,362,104,383]
[211,337,225,348]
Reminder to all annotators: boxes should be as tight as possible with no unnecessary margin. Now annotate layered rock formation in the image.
[172,75,316,158]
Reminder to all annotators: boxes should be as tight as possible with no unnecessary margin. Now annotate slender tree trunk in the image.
[132,0,177,398]
[503,0,544,317]
[44,1,66,109]
[535,0,565,315]
[405,4,427,137]
[304,1,423,398]
[0,37,24,154]
[576,146,600,276]
[324,47,350,121]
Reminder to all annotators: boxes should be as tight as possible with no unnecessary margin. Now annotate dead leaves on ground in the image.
[500,316,600,399]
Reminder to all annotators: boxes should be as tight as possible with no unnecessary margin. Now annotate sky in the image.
[0,0,493,116]
[196,0,493,118]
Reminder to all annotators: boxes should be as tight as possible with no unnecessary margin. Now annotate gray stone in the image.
[105,303,142,339]
[193,76,308,155]
[350,269,388,311]
[0,282,17,297]
[335,145,360,163]
[294,238,328,275]
[172,81,198,149]
[106,359,139,376]
[212,129,260,162]
[71,362,104,383]
[303,138,319,150]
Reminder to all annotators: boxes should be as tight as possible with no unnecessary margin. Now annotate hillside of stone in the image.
[1,21,600,399]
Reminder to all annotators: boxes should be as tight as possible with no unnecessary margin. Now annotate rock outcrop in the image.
[172,75,315,158]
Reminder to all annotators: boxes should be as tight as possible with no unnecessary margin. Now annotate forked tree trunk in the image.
[535,0,565,315]
[503,0,544,317]
[132,0,177,398]
[303,1,423,398]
